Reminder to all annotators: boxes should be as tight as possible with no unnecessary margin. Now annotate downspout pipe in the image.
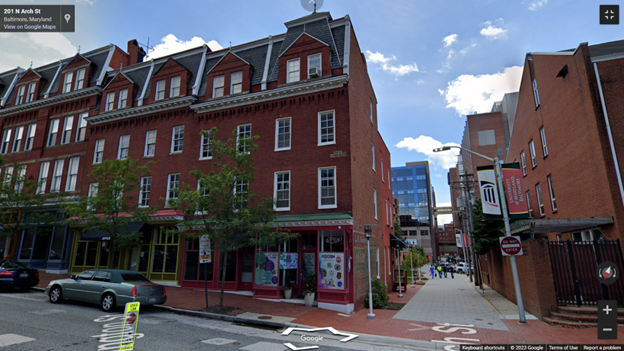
[593,63,624,215]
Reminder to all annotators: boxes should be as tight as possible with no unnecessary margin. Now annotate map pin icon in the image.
[64,14,71,23]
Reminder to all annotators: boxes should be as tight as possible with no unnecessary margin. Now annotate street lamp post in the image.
[410,245,415,288]
[397,244,403,298]
[365,225,375,319]
[434,145,527,324]
[455,228,469,271]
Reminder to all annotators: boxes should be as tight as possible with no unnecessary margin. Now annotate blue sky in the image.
[1,0,621,224]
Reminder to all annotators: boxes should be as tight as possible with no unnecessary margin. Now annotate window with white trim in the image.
[236,124,251,154]
[66,157,79,191]
[529,140,537,168]
[275,117,291,151]
[118,89,128,109]
[139,176,151,207]
[50,159,64,192]
[371,144,375,171]
[47,119,59,147]
[525,189,533,218]
[532,79,540,108]
[547,175,557,212]
[386,199,389,226]
[14,165,26,192]
[287,58,300,83]
[308,54,321,79]
[63,71,73,93]
[24,123,36,151]
[94,139,104,164]
[15,85,25,105]
[318,167,337,209]
[12,126,23,153]
[87,182,98,210]
[76,113,87,142]
[213,75,224,98]
[75,68,85,90]
[535,183,544,216]
[166,173,180,206]
[373,188,378,220]
[370,99,373,125]
[197,179,210,197]
[155,79,165,101]
[388,170,391,189]
[171,125,184,153]
[274,171,290,211]
[520,151,527,176]
[144,130,156,157]
[318,111,335,145]
[200,131,212,160]
[105,92,115,111]
[540,127,548,157]
[170,76,181,98]
[233,179,249,209]
[25,82,36,103]
[61,116,73,144]
[3,166,13,188]
[118,135,130,160]
[381,159,384,182]
[230,71,242,94]
[37,161,49,194]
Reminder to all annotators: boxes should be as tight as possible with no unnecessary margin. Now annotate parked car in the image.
[45,269,167,312]
[454,262,470,273]
[0,260,40,290]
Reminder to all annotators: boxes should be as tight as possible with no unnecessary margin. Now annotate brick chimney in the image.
[127,39,146,65]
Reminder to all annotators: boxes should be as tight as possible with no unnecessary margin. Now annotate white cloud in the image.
[442,34,458,47]
[147,34,223,60]
[480,24,508,40]
[76,0,94,4]
[0,33,77,72]
[458,43,477,55]
[526,0,548,11]
[437,214,454,226]
[416,79,425,84]
[395,135,460,170]
[440,66,523,116]
[365,50,419,77]
[28,33,77,56]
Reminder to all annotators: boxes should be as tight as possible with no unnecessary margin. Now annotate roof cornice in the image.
[0,85,101,116]
[284,12,332,28]
[85,95,197,125]
[191,75,349,114]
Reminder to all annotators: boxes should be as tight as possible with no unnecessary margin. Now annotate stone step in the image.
[551,312,624,323]
[558,306,624,316]
[543,317,597,328]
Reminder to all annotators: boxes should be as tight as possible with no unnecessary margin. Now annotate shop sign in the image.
[255,252,278,286]
[319,253,345,290]
[324,236,343,244]
[199,235,211,264]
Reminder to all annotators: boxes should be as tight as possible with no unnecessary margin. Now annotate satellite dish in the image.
[301,0,324,13]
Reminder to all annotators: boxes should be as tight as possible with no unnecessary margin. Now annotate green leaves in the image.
[471,198,505,255]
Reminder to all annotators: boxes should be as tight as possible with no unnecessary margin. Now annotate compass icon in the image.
[596,261,619,285]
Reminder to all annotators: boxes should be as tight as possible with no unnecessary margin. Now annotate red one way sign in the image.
[499,236,523,256]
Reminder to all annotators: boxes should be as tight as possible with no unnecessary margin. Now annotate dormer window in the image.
[287,59,300,83]
[155,80,165,101]
[230,71,242,94]
[308,54,321,79]
[170,76,181,98]
[25,82,36,103]
[75,68,86,90]
[213,75,224,98]
[15,85,25,105]
[118,89,128,109]
[105,92,115,111]
[64,71,73,93]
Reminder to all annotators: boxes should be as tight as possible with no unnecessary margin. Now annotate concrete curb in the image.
[152,305,288,329]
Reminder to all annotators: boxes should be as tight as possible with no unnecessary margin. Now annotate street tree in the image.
[64,158,154,251]
[471,198,504,255]
[167,128,296,308]
[403,245,428,281]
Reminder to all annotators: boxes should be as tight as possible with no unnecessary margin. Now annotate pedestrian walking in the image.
[443,264,448,278]
[430,265,435,279]
[449,265,455,279]
[436,265,442,278]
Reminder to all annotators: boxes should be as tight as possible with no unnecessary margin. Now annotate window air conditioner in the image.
[309,67,319,78]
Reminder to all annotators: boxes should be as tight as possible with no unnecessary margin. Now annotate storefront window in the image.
[255,251,278,286]
[184,239,214,281]
[279,238,298,286]
[152,227,179,274]
[48,227,65,260]
[320,230,344,252]
[19,231,34,260]
[19,230,53,260]
[74,240,98,268]
[219,251,236,282]
[319,230,346,290]
[99,241,110,267]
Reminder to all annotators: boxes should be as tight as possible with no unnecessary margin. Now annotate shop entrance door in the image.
[300,233,318,297]
[240,250,254,291]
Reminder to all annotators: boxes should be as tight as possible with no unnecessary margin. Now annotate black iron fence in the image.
[548,239,624,307]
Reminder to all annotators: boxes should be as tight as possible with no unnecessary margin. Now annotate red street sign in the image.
[500,236,523,256]
[126,312,137,325]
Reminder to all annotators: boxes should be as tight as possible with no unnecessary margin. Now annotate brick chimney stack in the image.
[127,39,146,65]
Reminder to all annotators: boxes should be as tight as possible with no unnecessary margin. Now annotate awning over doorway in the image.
[82,222,148,240]
[390,233,409,248]
[510,217,614,235]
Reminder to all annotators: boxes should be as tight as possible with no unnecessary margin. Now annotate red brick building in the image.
[0,12,396,313]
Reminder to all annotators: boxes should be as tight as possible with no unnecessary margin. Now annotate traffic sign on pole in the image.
[500,236,523,256]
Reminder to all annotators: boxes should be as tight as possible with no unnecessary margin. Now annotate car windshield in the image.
[121,273,150,282]
[0,260,30,269]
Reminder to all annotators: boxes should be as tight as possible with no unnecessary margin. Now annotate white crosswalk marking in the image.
[241,341,288,351]
[0,334,35,347]
[29,309,66,315]
[202,338,237,345]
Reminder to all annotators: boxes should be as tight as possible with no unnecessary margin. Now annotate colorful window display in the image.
[319,252,345,290]
[255,252,279,286]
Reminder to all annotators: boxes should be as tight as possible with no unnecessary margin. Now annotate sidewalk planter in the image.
[304,292,315,307]
[284,289,292,299]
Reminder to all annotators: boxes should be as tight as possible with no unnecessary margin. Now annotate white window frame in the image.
[3,166,13,188]
[25,82,36,103]
[307,54,321,79]
[61,116,73,145]
[547,175,557,212]
[529,140,537,168]
[139,176,152,207]
[144,130,156,157]
[105,92,115,111]
[76,113,88,142]
[24,123,36,151]
[47,118,59,147]
[386,199,389,226]
[373,188,378,220]
[12,126,23,153]
[532,79,540,108]
[371,144,376,171]
[275,117,291,151]
[388,170,391,190]
[14,165,26,192]
[525,189,533,218]
[318,110,335,146]
[50,159,64,192]
[171,125,184,153]
[75,68,85,90]
[118,135,130,160]
[64,71,73,93]
[287,58,300,83]
[233,179,249,209]
[318,166,337,209]
[94,139,105,164]
[230,71,242,94]
[370,99,373,125]
[536,183,544,216]
[213,75,224,98]
[87,182,98,210]
[65,157,79,191]
[540,127,548,157]
[155,79,166,101]
[199,131,212,160]
[166,173,180,206]
[118,89,128,109]
[274,171,291,211]
[37,161,49,194]
[236,123,251,154]
[15,85,25,105]
[520,151,527,176]
[381,159,384,182]
[170,76,181,98]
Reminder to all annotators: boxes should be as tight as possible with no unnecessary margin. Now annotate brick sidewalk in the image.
[36,271,624,344]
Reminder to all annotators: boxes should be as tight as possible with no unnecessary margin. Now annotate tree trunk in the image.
[2,235,11,260]
[219,251,227,307]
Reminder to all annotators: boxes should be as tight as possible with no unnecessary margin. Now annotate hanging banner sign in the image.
[456,234,463,248]
[199,235,211,264]
[477,165,502,219]
[501,163,530,219]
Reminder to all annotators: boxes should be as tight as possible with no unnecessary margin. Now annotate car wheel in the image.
[101,293,116,312]
[49,285,62,303]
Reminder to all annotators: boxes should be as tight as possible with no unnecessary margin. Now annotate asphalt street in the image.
[0,289,431,351]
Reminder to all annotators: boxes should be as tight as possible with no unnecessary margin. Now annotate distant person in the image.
[430,265,435,279]
[443,264,448,278]
[437,265,442,278]
[449,265,454,279]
